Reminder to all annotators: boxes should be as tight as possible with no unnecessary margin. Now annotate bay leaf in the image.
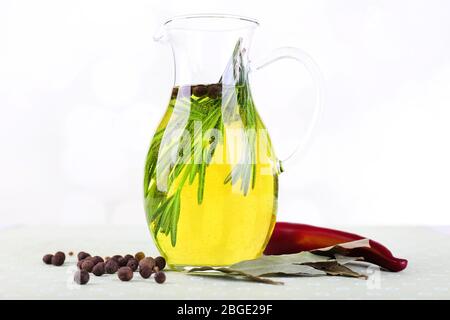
[188,266,284,285]
[229,252,330,277]
[301,261,367,279]
[185,239,370,285]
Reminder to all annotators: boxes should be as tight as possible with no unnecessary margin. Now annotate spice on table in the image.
[92,262,105,276]
[51,252,65,266]
[139,257,155,270]
[264,222,408,272]
[124,254,134,263]
[42,250,169,284]
[154,271,166,284]
[105,259,119,274]
[139,265,152,279]
[77,251,91,261]
[118,267,133,281]
[81,259,95,272]
[91,256,104,265]
[134,252,145,262]
[55,251,65,260]
[117,257,127,267]
[42,254,53,265]
[127,258,138,272]
[154,256,166,270]
[74,270,89,285]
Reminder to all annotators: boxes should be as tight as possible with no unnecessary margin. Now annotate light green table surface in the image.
[0,225,448,299]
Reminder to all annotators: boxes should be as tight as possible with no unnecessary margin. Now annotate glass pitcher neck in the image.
[157,14,258,86]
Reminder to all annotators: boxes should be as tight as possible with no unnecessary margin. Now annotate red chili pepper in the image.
[264,222,408,272]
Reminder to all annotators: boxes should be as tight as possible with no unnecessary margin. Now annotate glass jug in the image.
[144,14,322,267]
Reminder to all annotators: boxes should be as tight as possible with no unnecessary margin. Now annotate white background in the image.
[1,0,449,227]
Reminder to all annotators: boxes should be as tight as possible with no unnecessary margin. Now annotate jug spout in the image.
[154,14,259,85]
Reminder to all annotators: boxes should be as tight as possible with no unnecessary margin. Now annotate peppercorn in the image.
[134,252,145,262]
[74,270,89,285]
[139,257,155,270]
[126,258,138,272]
[77,251,91,261]
[68,251,74,256]
[154,271,166,284]
[117,267,133,281]
[51,253,65,266]
[105,259,119,274]
[139,265,152,279]
[105,256,110,261]
[117,257,127,267]
[111,255,122,262]
[154,256,166,270]
[192,85,208,98]
[92,262,105,276]
[207,84,222,99]
[91,256,104,265]
[77,260,84,269]
[171,87,179,99]
[42,254,53,265]
[55,251,66,260]
[124,254,134,263]
[81,259,95,272]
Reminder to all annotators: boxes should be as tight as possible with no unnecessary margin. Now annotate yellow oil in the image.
[145,85,279,267]
[152,164,277,267]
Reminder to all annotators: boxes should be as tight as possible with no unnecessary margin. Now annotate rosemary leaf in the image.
[197,163,206,204]
[170,191,181,246]
[188,267,283,285]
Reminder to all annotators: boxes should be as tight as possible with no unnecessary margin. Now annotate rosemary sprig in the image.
[144,38,278,247]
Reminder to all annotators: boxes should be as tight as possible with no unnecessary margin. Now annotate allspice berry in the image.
[171,87,179,99]
[55,251,66,260]
[134,252,145,262]
[139,265,152,279]
[154,256,166,270]
[117,257,127,267]
[74,270,89,285]
[154,271,166,284]
[207,83,222,99]
[139,257,155,270]
[92,262,105,276]
[105,259,119,274]
[127,258,138,272]
[77,260,84,269]
[42,254,53,265]
[118,267,133,281]
[77,251,91,261]
[51,253,65,266]
[124,254,134,263]
[81,259,95,272]
[192,85,208,98]
[91,256,104,265]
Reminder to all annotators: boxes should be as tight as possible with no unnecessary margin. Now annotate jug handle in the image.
[250,47,324,170]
